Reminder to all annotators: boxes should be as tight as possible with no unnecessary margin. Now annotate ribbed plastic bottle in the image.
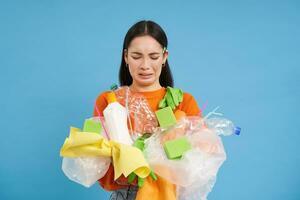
[205,117,241,136]
[103,92,133,145]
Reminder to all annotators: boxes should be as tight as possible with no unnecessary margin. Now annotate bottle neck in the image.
[106,92,117,104]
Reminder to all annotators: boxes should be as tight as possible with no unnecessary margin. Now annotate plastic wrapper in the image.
[144,116,227,199]
[62,156,111,187]
[114,86,158,137]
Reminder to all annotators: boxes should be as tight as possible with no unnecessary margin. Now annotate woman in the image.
[94,20,201,200]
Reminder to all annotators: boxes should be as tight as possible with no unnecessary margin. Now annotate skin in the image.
[124,35,169,92]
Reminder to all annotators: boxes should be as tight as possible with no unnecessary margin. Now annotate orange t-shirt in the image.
[93,87,201,199]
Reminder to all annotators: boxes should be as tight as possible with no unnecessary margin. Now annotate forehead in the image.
[128,35,162,52]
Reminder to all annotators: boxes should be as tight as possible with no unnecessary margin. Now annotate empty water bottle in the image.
[205,117,241,136]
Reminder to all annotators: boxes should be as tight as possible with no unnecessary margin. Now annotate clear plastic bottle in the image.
[205,117,241,136]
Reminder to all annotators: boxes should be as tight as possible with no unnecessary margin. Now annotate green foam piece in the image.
[127,172,136,184]
[83,118,102,134]
[138,177,145,187]
[133,138,145,151]
[155,106,177,128]
[163,137,192,160]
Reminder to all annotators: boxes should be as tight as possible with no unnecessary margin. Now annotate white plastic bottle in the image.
[103,92,133,145]
[205,117,241,136]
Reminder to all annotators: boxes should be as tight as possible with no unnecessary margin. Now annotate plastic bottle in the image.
[103,91,133,145]
[205,117,241,136]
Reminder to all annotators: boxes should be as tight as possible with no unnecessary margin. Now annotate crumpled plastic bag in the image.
[113,86,158,136]
[62,156,111,187]
[143,116,226,199]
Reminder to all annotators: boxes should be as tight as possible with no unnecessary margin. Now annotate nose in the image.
[140,58,151,70]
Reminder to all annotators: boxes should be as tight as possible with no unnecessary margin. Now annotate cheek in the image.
[128,63,141,76]
[127,60,139,72]
[128,67,136,78]
[154,64,163,75]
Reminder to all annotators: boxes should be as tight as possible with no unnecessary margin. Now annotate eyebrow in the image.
[130,51,161,56]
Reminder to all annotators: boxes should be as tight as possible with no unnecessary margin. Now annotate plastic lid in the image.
[106,92,117,104]
[234,126,241,135]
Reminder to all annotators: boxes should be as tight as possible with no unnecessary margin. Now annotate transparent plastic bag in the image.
[177,176,216,200]
[114,86,158,137]
[62,156,111,187]
[144,116,226,199]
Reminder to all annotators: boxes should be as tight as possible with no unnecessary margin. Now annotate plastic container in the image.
[103,92,133,145]
[205,117,241,136]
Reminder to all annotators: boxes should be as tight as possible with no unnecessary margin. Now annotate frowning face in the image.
[124,35,168,91]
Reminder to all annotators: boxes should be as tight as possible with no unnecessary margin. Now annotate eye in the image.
[132,56,141,60]
[150,56,159,60]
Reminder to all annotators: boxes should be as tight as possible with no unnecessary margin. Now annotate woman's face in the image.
[124,35,168,91]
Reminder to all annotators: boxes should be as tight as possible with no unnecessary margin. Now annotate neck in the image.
[129,82,162,92]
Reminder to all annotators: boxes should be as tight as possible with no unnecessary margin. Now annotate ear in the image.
[163,49,169,64]
[124,49,128,64]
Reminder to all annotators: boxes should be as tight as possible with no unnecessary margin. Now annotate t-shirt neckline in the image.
[129,87,166,98]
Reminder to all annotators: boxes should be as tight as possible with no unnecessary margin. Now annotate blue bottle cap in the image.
[234,126,241,135]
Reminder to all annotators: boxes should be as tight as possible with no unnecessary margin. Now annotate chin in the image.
[136,79,156,86]
[138,81,155,86]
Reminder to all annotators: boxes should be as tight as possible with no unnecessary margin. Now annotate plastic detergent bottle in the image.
[205,117,241,136]
[103,92,133,145]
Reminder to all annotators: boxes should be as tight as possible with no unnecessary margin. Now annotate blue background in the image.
[0,0,299,199]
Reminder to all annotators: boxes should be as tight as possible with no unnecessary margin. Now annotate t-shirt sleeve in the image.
[178,92,202,117]
[93,92,108,117]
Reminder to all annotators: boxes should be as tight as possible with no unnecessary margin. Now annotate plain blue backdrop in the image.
[0,0,299,199]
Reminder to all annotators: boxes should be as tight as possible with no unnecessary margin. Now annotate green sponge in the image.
[163,137,192,160]
[133,138,145,151]
[83,118,102,134]
[155,106,177,128]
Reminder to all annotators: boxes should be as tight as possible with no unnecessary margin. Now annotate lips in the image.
[138,73,153,79]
